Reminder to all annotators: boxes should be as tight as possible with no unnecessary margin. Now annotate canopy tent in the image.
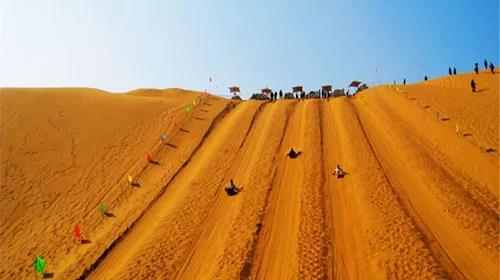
[229,86,240,94]
[333,89,345,97]
[348,81,362,88]
[292,86,303,93]
[321,85,332,93]
[261,87,273,95]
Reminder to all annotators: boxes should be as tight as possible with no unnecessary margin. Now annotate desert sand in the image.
[0,70,498,279]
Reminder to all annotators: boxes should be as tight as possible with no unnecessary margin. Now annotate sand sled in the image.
[225,186,243,196]
[287,150,302,159]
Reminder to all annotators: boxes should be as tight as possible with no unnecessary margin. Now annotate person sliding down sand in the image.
[287,148,302,159]
[225,179,241,196]
[333,164,345,178]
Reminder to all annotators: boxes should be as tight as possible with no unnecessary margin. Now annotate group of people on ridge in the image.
[403,59,495,90]
[471,59,496,93]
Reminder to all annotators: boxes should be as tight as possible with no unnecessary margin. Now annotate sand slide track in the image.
[348,101,464,279]
[353,96,498,279]
[248,101,306,279]
[174,100,292,279]
[296,100,329,278]
[323,98,445,279]
[88,101,264,279]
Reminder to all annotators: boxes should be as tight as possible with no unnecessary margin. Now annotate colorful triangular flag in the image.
[34,255,45,275]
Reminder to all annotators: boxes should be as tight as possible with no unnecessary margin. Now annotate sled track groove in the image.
[239,101,296,279]
[296,100,329,279]
[169,101,269,279]
[239,102,293,279]
[318,101,337,280]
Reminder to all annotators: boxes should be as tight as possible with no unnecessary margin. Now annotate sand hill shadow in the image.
[477,88,488,93]
[167,143,178,149]
[81,239,91,245]
[104,212,116,218]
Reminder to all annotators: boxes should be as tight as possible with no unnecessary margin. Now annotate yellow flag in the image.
[455,124,459,133]
[128,175,133,184]
[192,100,196,106]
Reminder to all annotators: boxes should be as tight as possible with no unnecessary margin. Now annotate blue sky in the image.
[1,0,498,98]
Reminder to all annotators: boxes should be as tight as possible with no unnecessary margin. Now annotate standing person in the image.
[403,78,406,85]
[470,79,476,93]
[490,63,495,74]
[424,76,428,81]
[484,59,488,70]
[453,67,457,75]
[448,67,452,75]
[279,89,283,99]
[474,63,479,74]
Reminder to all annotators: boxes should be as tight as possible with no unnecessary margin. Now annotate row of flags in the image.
[392,84,488,152]
[35,93,209,277]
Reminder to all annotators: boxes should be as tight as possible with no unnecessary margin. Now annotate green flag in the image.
[99,202,107,216]
[184,106,191,113]
[34,255,45,274]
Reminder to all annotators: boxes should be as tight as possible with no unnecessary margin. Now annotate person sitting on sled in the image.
[333,164,345,178]
[287,148,302,159]
[225,179,241,196]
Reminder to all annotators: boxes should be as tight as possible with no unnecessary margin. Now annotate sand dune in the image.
[0,70,498,279]
[0,87,228,278]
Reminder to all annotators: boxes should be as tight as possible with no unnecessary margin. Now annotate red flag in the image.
[74,225,81,239]
[147,153,154,163]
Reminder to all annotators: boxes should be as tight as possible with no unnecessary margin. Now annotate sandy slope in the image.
[391,69,499,155]
[1,71,498,279]
[353,87,498,279]
[0,88,228,278]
